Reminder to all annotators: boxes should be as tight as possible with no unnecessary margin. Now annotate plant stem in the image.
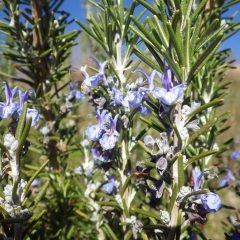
[168,103,182,240]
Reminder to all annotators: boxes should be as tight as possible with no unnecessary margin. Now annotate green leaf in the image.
[102,223,118,240]
[130,16,163,51]
[131,207,161,220]
[30,180,50,208]
[156,0,170,37]
[153,15,169,48]
[184,19,191,72]
[187,33,223,81]
[168,183,178,213]
[16,117,32,165]
[137,0,158,15]
[184,150,218,169]
[180,189,209,208]
[178,155,185,189]
[15,102,28,141]
[137,140,152,155]
[120,176,132,196]
[132,46,159,72]
[191,0,208,21]
[23,210,46,237]
[188,118,218,144]
[166,20,184,66]
[124,0,137,37]
[96,201,122,210]
[24,160,49,195]
[186,98,224,122]
[140,116,165,132]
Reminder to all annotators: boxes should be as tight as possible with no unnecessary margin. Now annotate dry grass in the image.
[203,66,240,239]
[221,66,240,144]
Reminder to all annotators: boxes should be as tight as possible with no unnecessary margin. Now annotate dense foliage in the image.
[0,0,239,239]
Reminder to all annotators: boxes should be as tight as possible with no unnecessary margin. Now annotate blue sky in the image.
[63,0,240,62]
[0,1,239,62]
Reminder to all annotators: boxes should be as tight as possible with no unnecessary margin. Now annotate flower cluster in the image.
[0,83,39,126]
[0,180,29,220]
[77,60,186,115]
[177,168,222,224]
[125,216,143,239]
[136,67,185,106]
[85,110,119,159]
[191,169,221,211]
[4,133,19,178]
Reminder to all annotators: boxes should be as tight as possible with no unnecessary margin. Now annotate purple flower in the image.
[0,83,19,119]
[230,150,240,161]
[85,124,102,141]
[99,115,119,150]
[85,110,108,141]
[135,67,185,106]
[26,108,40,126]
[69,82,84,101]
[139,105,151,116]
[143,135,155,148]
[154,68,185,106]
[229,232,240,240]
[200,192,221,212]
[97,61,107,82]
[190,233,197,240]
[219,170,234,188]
[81,61,107,87]
[191,169,221,212]
[91,147,110,162]
[18,90,39,126]
[125,90,144,108]
[110,87,125,106]
[31,179,41,188]
[102,176,116,194]
[191,168,203,191]
[134,69,159,93]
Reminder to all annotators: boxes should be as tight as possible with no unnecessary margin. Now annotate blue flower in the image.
[219,170,234,187]
[26,108,40,126]
[81,61,107,88]
[190,233,197,240]
[229,232,240,240]
[97,61,107,82]
[135,68,185,106]
[69,82,84,101]
[31,179,41,188]
[0,83,19,119]
[102,176,116,194]
[230,150,240,161]
[110,87,125,106]
[99,115,119,150]
[191,169,221,212]
[18,90,40,126]
[91,146,110,162]
[85,110,108,141]
[138,105,151,116]
[200,192,221,213]
[191,168,203,192]
[134,69,159,93]
[125,90,144,108]
[154,67,185,106]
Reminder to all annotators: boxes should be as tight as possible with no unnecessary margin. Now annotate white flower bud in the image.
[3,184,13,203]
[74,166,82,175]
[4,133,15,149]
[160,210,170,225]
[40,126,50,135]
[176,186,192,204]
[10,159,19,179]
